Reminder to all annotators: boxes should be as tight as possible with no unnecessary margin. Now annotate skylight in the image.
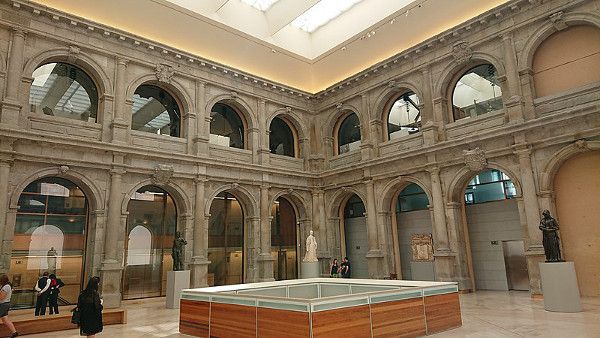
[240,0,280,11]
[291,0,363,33]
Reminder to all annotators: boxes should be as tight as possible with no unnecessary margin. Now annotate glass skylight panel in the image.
[292,0,363,33]
[240,0,281,11]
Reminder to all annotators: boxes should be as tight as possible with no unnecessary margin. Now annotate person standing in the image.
[34,272,51,316]
[340,257,351,278]
[48,274,65,315]
[0,274,18,337]
[77,277,103,337]
[329,258,340,278]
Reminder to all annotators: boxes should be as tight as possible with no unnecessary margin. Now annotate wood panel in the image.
[210,302,256,338]
[179,299,210,337]
[312,305,372,338]
[370,298,426,338]
[424,293,462,334]
[257,307,310,338]
[0,308,126,336]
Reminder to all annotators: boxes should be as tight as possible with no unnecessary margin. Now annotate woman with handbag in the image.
[0,274,18,337]
[77,277,103,337]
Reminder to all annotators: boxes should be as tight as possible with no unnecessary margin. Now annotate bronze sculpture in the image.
[172,231,188,271]
[539,210,563,262]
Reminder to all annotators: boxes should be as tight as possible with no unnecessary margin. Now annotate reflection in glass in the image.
[208,192,244,286]
[452,64,503,121]
[388,92,421,140]
[210,103,245,149]
[465,169,516,204]
[29,63,98,122]
[271,198,297,280]
[132,85,181,137]
[10,177,88,309]
[337,113,361,154]
[269,117,295,157]
[123,186,177,299]
[397,184,429,212]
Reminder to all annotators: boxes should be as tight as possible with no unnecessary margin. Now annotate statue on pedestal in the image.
[47,247,57,273]
[539,210,563,262]
[172,231,188,271]
[303,230,318,262]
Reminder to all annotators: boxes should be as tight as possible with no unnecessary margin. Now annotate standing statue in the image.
[539,210,563,262]
[47,247,57,273]
[172,231,188,271]
[303,230,318,262]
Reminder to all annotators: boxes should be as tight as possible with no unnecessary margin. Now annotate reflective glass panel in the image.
[210,103,245,149]
[465,169,516,204]
[9,177,88,309]
[344,194,365,218]
[397,184,430,212]
[29,63,98,122]
[123,186,177,299]
[452,64,503,121]
[338,113,361,154]
[208,192,244,286]
[271,197,297,280]
[388,91,421,140]
[269,117,295,157]
[132,85,181,137]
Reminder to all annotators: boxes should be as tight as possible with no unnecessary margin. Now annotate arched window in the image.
[464,169,516,204]
[451,64,503,121]
[269,117,296,157]
[337,112,361,155]
[271,197,298,280]
[132,84,181,137]
[387,91,421,140]
[210,103,245,149]
[397,183,429,212]
[29,62,98,122]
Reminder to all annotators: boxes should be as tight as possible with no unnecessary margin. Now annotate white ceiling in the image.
[31,0,510,93]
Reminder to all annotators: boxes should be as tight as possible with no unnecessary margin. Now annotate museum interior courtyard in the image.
[0,0,599,336]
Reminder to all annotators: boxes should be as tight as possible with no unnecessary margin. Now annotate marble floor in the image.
[22,291,600,337]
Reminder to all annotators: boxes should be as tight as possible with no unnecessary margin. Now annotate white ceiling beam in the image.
[265,0,320,35]
[214,0,230,12]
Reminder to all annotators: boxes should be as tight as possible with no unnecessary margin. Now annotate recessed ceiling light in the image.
[291,0,363,33]
[240,0,280,11]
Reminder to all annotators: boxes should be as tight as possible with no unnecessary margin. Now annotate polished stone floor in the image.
[22,291,600,337]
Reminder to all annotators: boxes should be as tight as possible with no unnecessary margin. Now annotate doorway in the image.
[342,194,368,278]
[502,241,529,291]
[271,197,298,280]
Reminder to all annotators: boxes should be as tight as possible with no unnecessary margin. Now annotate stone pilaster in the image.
[258,184,274,281]
[1,28,26,126]
[501,34,525,123]
[365,179,384,278]
[190,177,209,287]
[445,202,471,290]
[428,167,450,251]
[194,81,209,155]
[111,58,129,143]
[0,157,13,272]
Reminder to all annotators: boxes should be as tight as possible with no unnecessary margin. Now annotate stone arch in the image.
[326,187,367,219]
[518,12,600,72]
[204,183,259,218]
[372,81,424,121]
[23,47,112,95]
[266,108,307,140]
[322,102,363,142]
[378,176,432,212]
[539,141,600,192]
[205,93,257,131]
[434,52,506,103]
[121,179,192,219]
[268,189,309,221]
[446,161,523,204]
[9,167,104,212]
[126,73,194,116]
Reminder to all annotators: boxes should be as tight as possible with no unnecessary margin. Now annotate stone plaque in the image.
[411,233,434,262]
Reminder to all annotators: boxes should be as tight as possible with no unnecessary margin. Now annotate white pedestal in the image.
[539,262,582,312]
[166,270,190,309]
[301,261,320,278]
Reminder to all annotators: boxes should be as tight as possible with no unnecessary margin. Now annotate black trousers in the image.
[35,292,49,316]
[48,292,59,314]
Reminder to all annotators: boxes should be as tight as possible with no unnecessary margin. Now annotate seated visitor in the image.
[330,258,340,277]
[340,257,351,278]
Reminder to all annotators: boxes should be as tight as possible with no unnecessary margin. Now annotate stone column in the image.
[445,202,471,289]
[100,166,125,308]
[258,184,274,281]
[317,189,330,262]
[194,81,209,155]
[190,177,209,287]
[428,167,450,251]
[514,147,542,247]
[421,69,438,145]
[431,97,447,141]
[249,127,260,163]
[365,179,384,277]
[257,99,270,165]
[0,156,13,271]
[501,34,525,123]
[111,58,129,143]
[1,28,26,125]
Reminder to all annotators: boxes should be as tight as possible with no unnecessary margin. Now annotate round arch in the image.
[266,108,307,140]
[268,114,301,157]
[446,162,523,204]
[268,189,309,221]
[372,82,424,121]
[126,74,193,117]
[205,183,258,218]
[23,48,112,95]
[205,93,257,131]
[539,141,600,192]
[326,187,367,220]
[323,103,363,142]
[121,179,192,218]
[518,12,600,72]
[378,176,432,212]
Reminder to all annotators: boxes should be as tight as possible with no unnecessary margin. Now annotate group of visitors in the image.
[329,257,351,278]
[34,272,65,316]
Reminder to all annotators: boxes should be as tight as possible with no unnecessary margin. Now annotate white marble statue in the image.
[303,230,318,262]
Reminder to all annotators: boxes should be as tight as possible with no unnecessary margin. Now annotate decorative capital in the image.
[67,45,81,63]
[152,164,174,185]
[463,147,487,172]
[155,63,175,84]
[452,41,473,64]
[549,11,567,31]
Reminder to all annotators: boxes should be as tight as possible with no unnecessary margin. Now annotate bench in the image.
[0,308,126,336]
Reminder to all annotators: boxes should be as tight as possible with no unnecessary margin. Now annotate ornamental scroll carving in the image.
[463,147,487,172]
[152,164,174,185]
[411,233,434,262]
[155,64,175,84]
[549,11,567,31]
[452,41,473,64]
